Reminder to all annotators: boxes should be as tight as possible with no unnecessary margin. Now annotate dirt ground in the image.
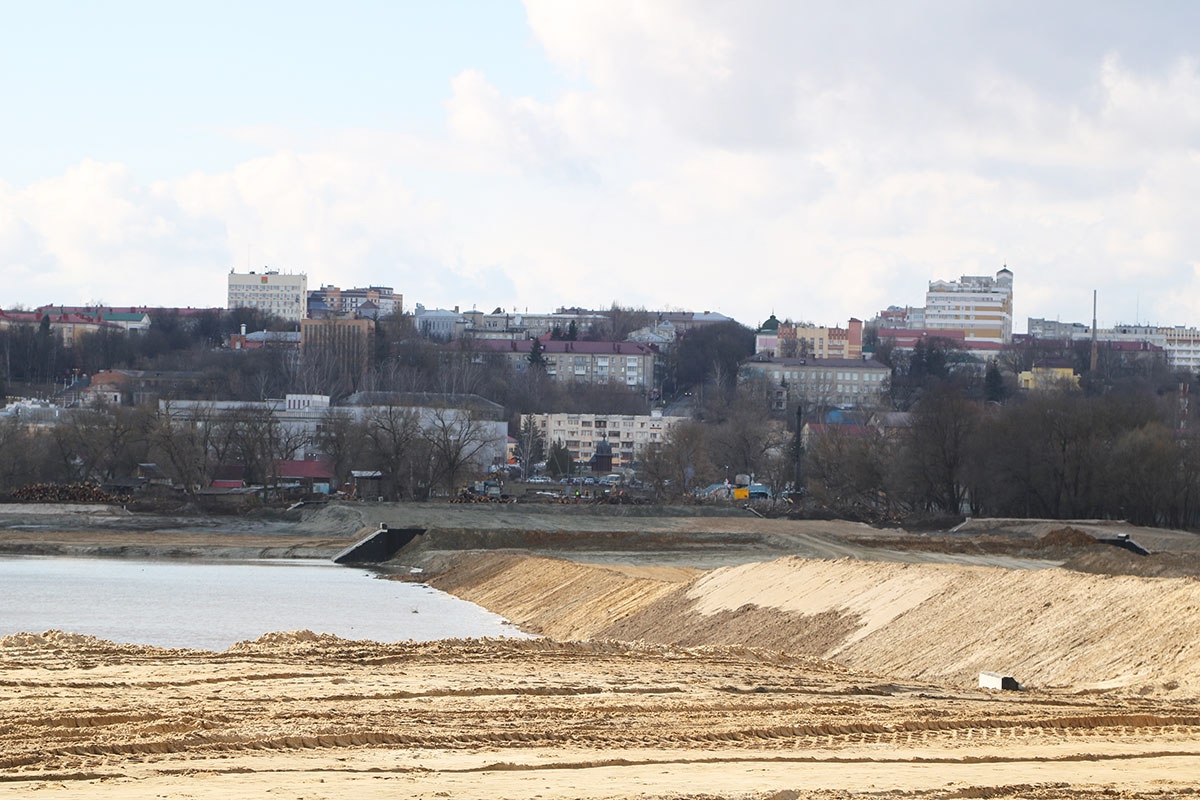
[4,631,1200,800]
[3,501,1200,798]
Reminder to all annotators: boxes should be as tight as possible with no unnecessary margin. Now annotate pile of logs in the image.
[11,483,130,504]
[450,490,513,504]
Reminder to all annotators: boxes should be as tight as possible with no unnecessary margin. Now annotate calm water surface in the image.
[0,557,529,650]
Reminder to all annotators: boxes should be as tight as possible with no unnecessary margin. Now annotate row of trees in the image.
[804,384,1200,528]
[0,402,498,502]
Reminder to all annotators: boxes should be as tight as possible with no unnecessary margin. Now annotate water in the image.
[0,557,529,650]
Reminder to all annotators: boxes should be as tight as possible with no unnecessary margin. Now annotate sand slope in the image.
[431,553,1200,693]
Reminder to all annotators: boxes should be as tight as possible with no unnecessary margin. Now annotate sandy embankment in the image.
[431,552,1200,693]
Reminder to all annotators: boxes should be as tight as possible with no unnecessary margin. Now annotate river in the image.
[0,556,529,650]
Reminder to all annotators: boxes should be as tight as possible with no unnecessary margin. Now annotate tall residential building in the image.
[924,267,1014,344]
[227,269,308,322]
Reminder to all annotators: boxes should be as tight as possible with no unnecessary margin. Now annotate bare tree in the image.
[151,403,219,496]
[51,404,154,483]
[313,409,368,490]
[641,420,714,499]
[208,406,282,487]
[422,406,497,495]
[364,405,422,500]
[804,426,893,517]
[897,383,978,514]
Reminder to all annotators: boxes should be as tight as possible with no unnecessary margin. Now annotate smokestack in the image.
[1090,290,1098,374]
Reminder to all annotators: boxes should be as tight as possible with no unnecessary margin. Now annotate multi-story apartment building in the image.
[1160,327,1200,373]
[875,305,926,331]
[1026,317,1091,340]
[526,411,687,469]
[740,356,891,411]
[1023,319,1200,374]
[473,339,661,390]
[227,269,307,322]
[308,285,401,318]
[924,267,1014,343]
[413,306,736,343]
[756,316,863,360]
[458,308,609,340]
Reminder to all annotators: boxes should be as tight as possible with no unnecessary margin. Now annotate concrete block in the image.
[978,671,1021,691]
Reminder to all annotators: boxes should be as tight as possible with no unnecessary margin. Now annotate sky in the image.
[2,1,1199,333]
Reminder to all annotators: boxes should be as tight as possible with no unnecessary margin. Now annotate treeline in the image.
[804,384,1200,529]
[2,307,757,417]
[0,402,497,502]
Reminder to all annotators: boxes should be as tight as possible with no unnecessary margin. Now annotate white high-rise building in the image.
[227,269,308,322]
[924,267,1013,344]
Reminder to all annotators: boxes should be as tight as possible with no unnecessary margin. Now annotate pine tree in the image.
[527,338,547,371]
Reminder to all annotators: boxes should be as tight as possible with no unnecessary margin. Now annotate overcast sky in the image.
[2,1,1199,332]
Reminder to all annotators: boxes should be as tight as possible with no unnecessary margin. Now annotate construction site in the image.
[2,500,1200,798]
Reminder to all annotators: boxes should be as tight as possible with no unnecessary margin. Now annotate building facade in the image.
[309,285,401,318]
[740,356,891,411]
[526,411,687,469]
[1017,359,1080,390]
[756,316,863,360]
[413,304,468,340]
[300,317,375,383]
[924,267,1014,344]
[458,308,609,340]
[473,339,660,390]
[227,270,308,322]
[1023,319,1200,374]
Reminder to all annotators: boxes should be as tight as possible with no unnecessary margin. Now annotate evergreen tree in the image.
[546,439,572,478]
[527,338,547,371]
[516,415,546,478]
[984,360,1007,403]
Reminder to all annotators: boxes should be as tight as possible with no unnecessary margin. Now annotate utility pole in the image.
[793,404,804,494]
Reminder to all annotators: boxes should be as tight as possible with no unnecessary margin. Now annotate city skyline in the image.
[2,1,1199,331]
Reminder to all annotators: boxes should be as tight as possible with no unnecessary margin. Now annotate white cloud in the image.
[3,3,1200,336]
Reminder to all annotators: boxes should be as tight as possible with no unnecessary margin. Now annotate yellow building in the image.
[1017,359,1079,390]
